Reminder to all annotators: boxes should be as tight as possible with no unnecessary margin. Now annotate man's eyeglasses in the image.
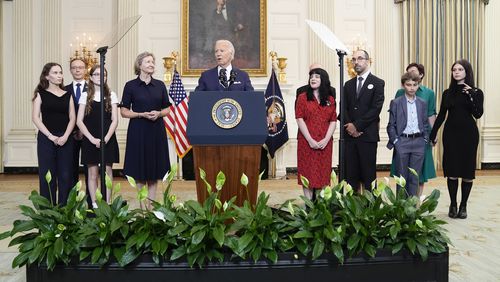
[351,57,368,63]
[71,66,86,70]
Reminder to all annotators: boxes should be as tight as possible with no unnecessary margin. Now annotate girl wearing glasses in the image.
[76,65,119,207]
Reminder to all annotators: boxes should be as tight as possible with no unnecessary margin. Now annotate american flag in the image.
[164,71,191,158]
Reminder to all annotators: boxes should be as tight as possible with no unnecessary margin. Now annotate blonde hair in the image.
[134,51,155,75]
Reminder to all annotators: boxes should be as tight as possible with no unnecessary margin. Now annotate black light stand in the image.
[336,49,347,182]
[96,46,108,196]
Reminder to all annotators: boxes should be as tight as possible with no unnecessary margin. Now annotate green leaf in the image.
[91,246,103,264]
[138,186,148,202]
[216,171,226,191]
[95,188,103,202]
[45,170,52,184]
[409,167,418,177]
[237,232,254,251]
[79,250,91,261]
[331,243,344,263]
[395,175,406,188]
[312,240,325,259]
[54,237,64,257]
[199,167,207,180]
[185,200,205,216]
[213,225,225,247]
[191,230,206,245]
[407,239,417,254]
[18,205,36,217]
[416,219,423,228]
[258,170,265,182]
[300,175,309,189]
[416,243,428,261]
[215,199,222,210]
[240,173,249,187]
[113,182,122,194]
[170,246,187,261]
[391,242,404,254]
[12,252,30,268]
[293,230,313,239]
[330,169,338,186]
[364,244,376,257]
[11,220,36,235]
[265,250,278,263]
[110,218,123,233]
[28,243,44,264]
[322,186,332,200]
[0,230,11,240]
[347,235,361,250]
[118,248,140,267]
[126,175,137,188]
[105,173,113,190]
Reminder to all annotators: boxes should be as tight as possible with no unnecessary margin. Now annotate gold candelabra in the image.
[269,51,287,83]
[163,51,179,85]
[69,33,98,79]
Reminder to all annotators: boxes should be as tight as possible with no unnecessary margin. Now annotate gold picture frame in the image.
[181,0,267,77]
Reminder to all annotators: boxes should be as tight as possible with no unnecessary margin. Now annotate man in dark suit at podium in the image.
[183,39,264,179]
[342,50,385,192]
[195,39,253,91]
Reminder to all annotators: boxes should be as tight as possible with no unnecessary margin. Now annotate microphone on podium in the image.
[228,70,236,89]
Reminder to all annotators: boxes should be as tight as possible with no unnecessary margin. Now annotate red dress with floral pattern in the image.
[295,93,337,188]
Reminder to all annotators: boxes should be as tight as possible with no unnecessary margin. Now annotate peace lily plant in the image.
[0,165,450,270]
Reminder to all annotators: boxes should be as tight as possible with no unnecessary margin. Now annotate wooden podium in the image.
[186,91,267,206]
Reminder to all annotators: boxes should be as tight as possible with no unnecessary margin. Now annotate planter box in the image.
[27,248,448,282]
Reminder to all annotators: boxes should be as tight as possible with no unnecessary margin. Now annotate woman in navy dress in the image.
[32,62,76,205]
[430,59,484,219]
[76,65,119,207]
[120,52,172,209]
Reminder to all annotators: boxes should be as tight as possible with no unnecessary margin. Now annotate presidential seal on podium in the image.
[211,98,243,129]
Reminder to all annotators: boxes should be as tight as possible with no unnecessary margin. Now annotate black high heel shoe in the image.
[448,205,458,218]
[458,205,467,219]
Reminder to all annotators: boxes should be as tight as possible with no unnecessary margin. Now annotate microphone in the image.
[228,70,236,88]
[219,68,228,88]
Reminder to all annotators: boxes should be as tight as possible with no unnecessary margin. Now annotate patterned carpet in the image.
[1,174,499,281]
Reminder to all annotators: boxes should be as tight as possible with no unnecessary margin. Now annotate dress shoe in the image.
[448,205,458,218]
[458,205,467,219]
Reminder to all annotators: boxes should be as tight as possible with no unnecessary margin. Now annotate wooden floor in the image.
[1,171,499,281]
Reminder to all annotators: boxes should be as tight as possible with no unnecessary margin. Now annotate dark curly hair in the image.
[306,68,333,107]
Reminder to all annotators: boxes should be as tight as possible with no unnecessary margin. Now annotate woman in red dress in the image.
[296,68,337,200]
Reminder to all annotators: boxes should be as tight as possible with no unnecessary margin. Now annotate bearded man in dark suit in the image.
[342,50,385,192]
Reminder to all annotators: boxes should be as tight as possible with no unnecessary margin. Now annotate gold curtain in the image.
[399,0,486,169]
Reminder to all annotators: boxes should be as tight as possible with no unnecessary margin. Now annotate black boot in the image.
[458,204,467,219]
[447,178,458,218]
[448,205,458,218]
[458,181,473,219]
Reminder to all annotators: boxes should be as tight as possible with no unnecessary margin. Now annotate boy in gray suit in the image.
[387,72,430,197]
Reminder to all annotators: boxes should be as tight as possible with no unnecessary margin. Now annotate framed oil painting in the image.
[181,0,267,77]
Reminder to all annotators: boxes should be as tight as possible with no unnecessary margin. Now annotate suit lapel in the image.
[400,97,408,131]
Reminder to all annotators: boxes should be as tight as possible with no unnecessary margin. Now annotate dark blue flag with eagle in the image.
[264,69,289,158]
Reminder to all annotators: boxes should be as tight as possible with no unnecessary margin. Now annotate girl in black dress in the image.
[32,63,76,205]
[430,59,484,219]
[76,65,119,207]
